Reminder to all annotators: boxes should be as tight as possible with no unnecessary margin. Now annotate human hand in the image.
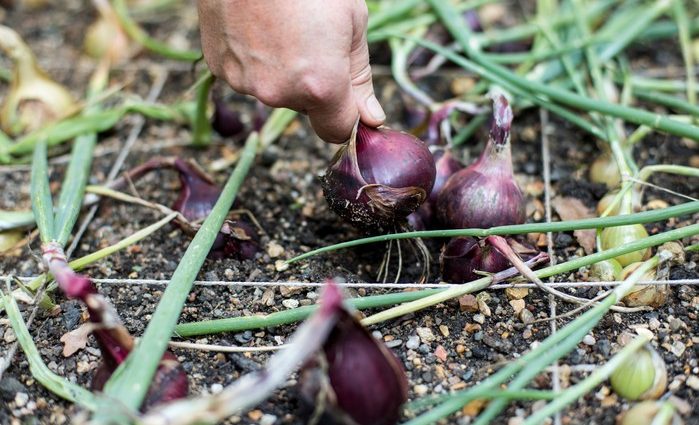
[198,0,385,144]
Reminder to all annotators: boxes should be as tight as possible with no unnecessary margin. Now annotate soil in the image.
[1,2,699,425]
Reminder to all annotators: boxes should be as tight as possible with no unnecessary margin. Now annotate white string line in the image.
[4,276,698,288]
[626,175,699,202]
[541,109,562,425]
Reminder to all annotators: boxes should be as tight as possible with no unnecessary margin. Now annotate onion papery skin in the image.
[171,158,222,221]
[436,95,525,229]
[0,25,76,136]
[320,123,436,231]
[299,304,408,425]
[409,147,464,229]
[440,236,508,283]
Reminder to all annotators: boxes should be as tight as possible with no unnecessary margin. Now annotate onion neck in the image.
[475,136,514,177]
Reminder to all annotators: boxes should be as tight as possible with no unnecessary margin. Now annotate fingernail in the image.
[366,95,386,121]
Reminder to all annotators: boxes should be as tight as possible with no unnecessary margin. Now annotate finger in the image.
[349,14,385,128]
[306,79,359,144]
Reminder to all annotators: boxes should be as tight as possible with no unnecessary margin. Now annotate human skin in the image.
[198,0,386,144]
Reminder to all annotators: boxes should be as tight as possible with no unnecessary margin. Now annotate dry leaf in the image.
[60,322,95,357]
[552,196,596,254]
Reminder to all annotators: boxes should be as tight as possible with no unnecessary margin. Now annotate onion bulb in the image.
[320,122,436,230]
[83,0,136,66]
[620,262,668,308]
[590,152,621,189]
[610,343,667,401]
[436,94,525,229]
[0,25,76,136]
[600,224,651,267]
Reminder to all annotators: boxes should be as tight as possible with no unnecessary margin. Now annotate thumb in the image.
[350,30,385,128]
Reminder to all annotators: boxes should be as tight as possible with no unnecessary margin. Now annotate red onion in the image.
[436,95,525,229]
[298,283,408,425]
[211,93,245,138]
[54,269,188,411]
[320,122,436,230]
[408,147,463,229]
[440,236,539,283]
[114,157,259,260]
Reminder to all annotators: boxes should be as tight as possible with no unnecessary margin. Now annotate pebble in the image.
[509,299,525,315]
[458,294,479,312]
[464,323,481,333]
[406,336,420,350]
[669,317,684,332]
[0,378,26,401]
[282,299,299,309]
[519,309,534,324]
[260,414,277,425]
[434,345,448,362]
[686,375,699,390]
[211,383,224,394]
[413,384,428,396]
[4,328,16,343]
[266,241,285,258]
[671,341,686,357]
[385,339,403,349]
[583,335,596,346]
[473,314,485,324]
[14,392,28,408]
[416,327,436,343]
[439,325,450,337]
[505,287,530,300]
[649,317,661,330]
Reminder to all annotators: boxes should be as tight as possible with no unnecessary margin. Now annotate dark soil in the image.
[1,2,699,425]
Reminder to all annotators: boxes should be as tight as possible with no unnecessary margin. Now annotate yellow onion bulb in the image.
[620,262,668,308]
[590,152,621,189]
[620,401,683,425]
[83,1,136,65]
[601,224,651,267]
[0,25,75,136]
[610,343,667,401]
[588,258,622,282]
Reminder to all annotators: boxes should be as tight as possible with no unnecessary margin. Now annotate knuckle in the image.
[299,72,338,105]
[351,63,372,87]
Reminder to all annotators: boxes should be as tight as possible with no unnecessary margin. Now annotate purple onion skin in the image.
[299,307,408,425]
[209,219,260,260]
[61,274,188,411]
[321,123,436,231]
[92,351,188,412]
[172,158,222,221]
[212,97,245,138]
[170,159,259,260]
[440,236,540,283]
[408,147,463,229]
[436,95,525,229]
[440,237,508,283]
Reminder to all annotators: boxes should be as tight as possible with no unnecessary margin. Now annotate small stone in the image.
[416,327,436,343]
[260,414,277,425]
[464,323,481,333]
[671,341,686,357]
[477,300,492,317]
[248,410,263,421]
[459,294,479,313]
[406,336,420,350]
[473,314,485,324]
[266,241,285,258]
[4,328,16,343]
[522,328,532,339]
[434,345,448,362]
[211,383,224,394]
[505,287,530,300]
[224,268,235,280]
[519,309,534,324]
[14,393,28,408]
[76,361,92,374]
[686,375,699,390]
[282,299,299,309]
[509,299,525,315]
[649,317,661,330]
[414,384,429,396]
[439,325,450,337]
[669,317,684,332]
[274,260,289,272]
[583,335,596,346]
[456,344,465,354]
[279,285,303,297]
